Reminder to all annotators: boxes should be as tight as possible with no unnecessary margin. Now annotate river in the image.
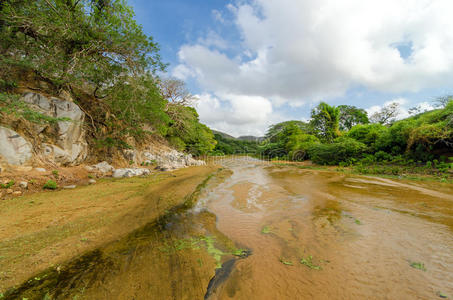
[6,158,453,299]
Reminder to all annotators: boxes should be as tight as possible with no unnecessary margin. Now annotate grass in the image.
[354,219,362,225]
[410,261,426,271]
[300,255,321,270]
[438,291,448,298]
[261,225,271,234]
[52,170,59,178]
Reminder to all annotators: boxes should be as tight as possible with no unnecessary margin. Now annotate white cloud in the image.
[177,0,453,102]
[174,0,453,135]
[195,93,283,137]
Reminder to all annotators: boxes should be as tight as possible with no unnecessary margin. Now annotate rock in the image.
[112,168,150,178]
[143,152,157,161]
[35,167,47,172]
[42,143,71,165]
[0,127,33,165]
[16,166,33,172]
[12,191,22,196]
[88,179,96,184]
[6,189,13,194]
[22,92,88,165]
[84,166,94,172]
[19,181,28,189]
[123,149,137,163]
[92,161,114,173]
[63,185,76,189]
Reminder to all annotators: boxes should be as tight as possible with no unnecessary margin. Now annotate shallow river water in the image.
[7,158,453,299]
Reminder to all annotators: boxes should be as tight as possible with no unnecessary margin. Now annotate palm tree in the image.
[310,102,341,142]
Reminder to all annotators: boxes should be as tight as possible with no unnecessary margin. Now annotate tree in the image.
[159,78,197,108]
[310,102,341,142]
[0,0,166,94]
[434,95,453,108]
[369,102,400,125]
[338,105,369,131]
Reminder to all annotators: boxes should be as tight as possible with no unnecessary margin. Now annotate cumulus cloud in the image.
[173,0,453,135]
[176,0,453,102]
[195,93,283,137]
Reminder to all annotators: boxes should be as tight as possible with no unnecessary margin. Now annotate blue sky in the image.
[130,0,453,137]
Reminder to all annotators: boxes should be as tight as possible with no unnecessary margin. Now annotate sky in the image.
[130,0,453,137]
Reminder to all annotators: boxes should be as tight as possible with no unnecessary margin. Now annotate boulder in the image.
[35,167,47,172]
[12,191,22,196]
[22,92,88,165]
[91,161,115,173]
[88,179,96,184]
[112,168,150,178]
[0,127,33,165]
[6,189,13,194]
[63,185,76,189]
[19,181,28,189]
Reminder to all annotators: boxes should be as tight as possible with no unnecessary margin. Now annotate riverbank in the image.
[0,165,218,291]
[271,161,453,184]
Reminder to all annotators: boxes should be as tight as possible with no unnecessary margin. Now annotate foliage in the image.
[308,137,367,165]
[0,0,165,92]
[310,102,341,142]
[338,105,369,131]
[347,123,388,151]
[165,106,216,156]
[43,180,57,190]
[212,133,259,155]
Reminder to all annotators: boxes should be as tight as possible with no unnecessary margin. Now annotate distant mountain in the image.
[238,135,264,142]
[212,130,237,140]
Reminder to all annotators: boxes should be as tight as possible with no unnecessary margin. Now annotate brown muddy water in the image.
[5,158,453,299]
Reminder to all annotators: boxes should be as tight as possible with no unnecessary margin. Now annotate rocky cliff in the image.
[0,92,205,174]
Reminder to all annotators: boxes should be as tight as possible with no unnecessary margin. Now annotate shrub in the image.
[308,137,367,165]
[347,123,388,151]
[43,180,58,190]
[0,180,15,189]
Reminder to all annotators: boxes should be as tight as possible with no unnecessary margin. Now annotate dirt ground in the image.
[0,165,218,291]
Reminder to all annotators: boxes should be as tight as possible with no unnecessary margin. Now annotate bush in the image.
[308,137,367,165]
[43,180,58,190]
[347,123,388,151]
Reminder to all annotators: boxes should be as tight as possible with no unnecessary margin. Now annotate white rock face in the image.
[112,168,150,178]
[22,92,88,165]
[153,150,206,171]
[35,167,47,172]
[91,161,115,173]
[19,181,28,189]
[0,127,33,165]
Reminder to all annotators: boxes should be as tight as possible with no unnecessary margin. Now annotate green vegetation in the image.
[258,100,453,179]
[1,180,15,189]
[261,225,271,234]
[52,170,59,178]
[410,261,427,271]
[43,180,58,190]
[211,133,259,155]
[300,255,321,270]
[0,0,215,156]
[279,258,293,266]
